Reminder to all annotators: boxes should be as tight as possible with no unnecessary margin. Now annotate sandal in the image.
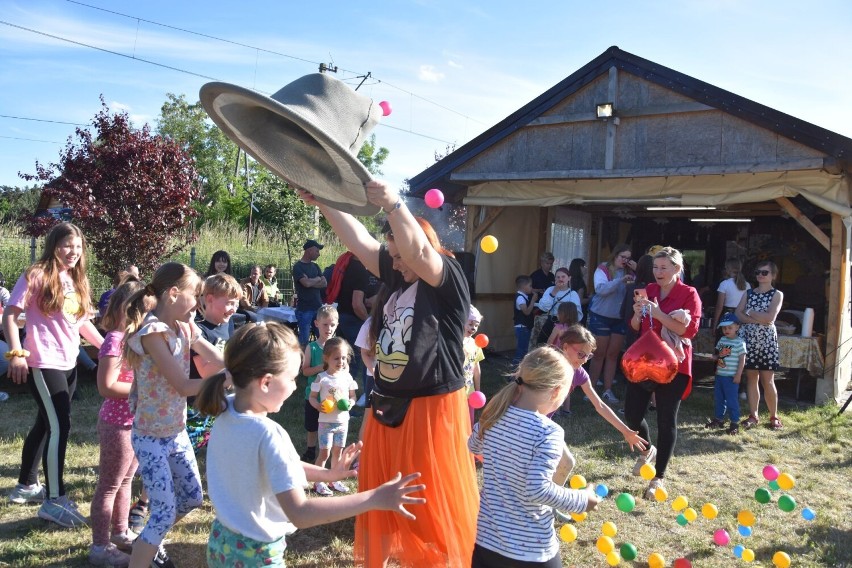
[705,418,725,429]
[769,416,783,430]
[727,423,740,435]
[741,415,759,429]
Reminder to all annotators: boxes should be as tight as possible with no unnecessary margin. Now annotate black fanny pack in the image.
[370,391,412,428]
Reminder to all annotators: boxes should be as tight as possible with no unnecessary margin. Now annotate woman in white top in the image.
[534,267,583,345]
[712,259,750,329]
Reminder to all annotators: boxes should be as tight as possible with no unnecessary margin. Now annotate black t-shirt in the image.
[531,268,555,292]
[293,260,323,311]
[374,246,469,399]
[189,317,232,379]
[336,258,370,318]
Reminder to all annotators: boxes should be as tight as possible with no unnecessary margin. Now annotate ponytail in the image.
[194,371,230,417]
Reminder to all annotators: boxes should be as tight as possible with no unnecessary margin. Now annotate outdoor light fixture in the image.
[646,206,717,211]
[689,218,752,223]
[596,102,614,118]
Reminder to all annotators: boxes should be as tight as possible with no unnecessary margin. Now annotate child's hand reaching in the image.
[623,429,649,452]
[331,441,363,479]
[371,472,427,521]
[584,488,601,512]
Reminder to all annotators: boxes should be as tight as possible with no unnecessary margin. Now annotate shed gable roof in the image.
[408,46,852,199]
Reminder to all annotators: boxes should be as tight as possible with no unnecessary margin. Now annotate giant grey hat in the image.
[200,73,382,216]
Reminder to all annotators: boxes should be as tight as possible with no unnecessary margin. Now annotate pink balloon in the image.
[379,100,392,116]
[762,464,780,481]
[713,529,730,546]
[469,391,487,409]
[424,188,444,209]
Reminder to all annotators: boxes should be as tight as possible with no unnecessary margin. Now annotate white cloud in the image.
[418,65,445,83]
[447,60,463,69]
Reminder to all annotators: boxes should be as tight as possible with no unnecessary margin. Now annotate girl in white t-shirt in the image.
[712,259,750,329]
[195,321,425,568]
[3,222,104,528]
[309,337,359,496]
[123,262,224,568]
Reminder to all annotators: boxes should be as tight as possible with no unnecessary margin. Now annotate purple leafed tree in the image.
[20,98,199,278]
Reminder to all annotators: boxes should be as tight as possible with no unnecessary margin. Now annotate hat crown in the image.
[718,313,739,326]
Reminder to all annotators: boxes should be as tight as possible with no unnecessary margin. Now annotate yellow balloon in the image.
[777,472,796,491]
[570,511,588,523]
[559,523,578,543]
[596,536,615,554]
[672,496,688,512]
[320,399,335,413]
[654,486,669,502]
[773,551,792,568]
[742,548,756,562]
[606,551,621,566]
[738,509,756,527]
[702,502,719,519]
[601,521,618,537]
[480,235,499,254]
[570,474,587,489]
[648,552,666,568]
[684,507,698,522]
[640,463,656,480]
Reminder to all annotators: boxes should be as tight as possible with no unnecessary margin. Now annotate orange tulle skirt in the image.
[354,389,479,567]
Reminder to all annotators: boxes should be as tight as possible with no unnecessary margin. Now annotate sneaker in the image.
[330,481,350,493]
[727,423,740,435]
[632,445,657,477]
[88,543,130,567]
[300,448,316,463]
[644,477,664,500]
[38,495,88,528]
[595,380,604,388]
[314,482,333,496]
[705,418,725,429]
[602,390,620,404]
[128,499,148,532]
[151,545,175,568]
[110,530,138,551]
[9,482,45,504]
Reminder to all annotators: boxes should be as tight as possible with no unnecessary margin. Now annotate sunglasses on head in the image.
[754,269,771,276]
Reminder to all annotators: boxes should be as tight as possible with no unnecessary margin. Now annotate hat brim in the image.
[200,82,380,216]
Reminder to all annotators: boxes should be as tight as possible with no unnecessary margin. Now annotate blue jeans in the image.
[714,375,741,423]
[295,309,317,346]
[513,326,531,366]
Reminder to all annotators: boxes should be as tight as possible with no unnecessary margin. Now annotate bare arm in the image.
[79,320,104,349]
[581,381,648,451]
[2,307,28,383]
[140,333,202,397]
[352,290,369,321]
[734,353,746,384]
[473,362,481,392]
[750,290,784,325]
[519,293,538,315]
[97,356,131,398]
[301,345,325,377]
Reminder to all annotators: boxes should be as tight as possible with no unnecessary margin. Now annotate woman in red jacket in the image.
[627,247,701,499]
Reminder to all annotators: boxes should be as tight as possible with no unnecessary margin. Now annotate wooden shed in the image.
[408,46,852,405]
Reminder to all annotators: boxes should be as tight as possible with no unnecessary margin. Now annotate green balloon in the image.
[620,543,638,561]
[778,494,797,512]
[616,492,636,513]
[676,513,689,526]
[755,488,772,504]
[337,398,352,411]
[768,480,781,491]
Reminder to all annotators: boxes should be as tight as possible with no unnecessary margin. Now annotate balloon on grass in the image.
[559,523,577,543]
[648,552,666,568]
[713,529,730,546]
[738,524,753,537]
[755,487,772,504]
[615,493,635,513]
[672,495,688,512]
[570,475,587,489]
[619,543,637,561]
[570,512,588,522]
[702,503,719,519]
[768,480,781,491]
[673,559,692,568]
[737,509,756,527]
[654,486,669,502]
[773,551,792,568]
[676,513,688,527]
[605,551,620,566]
[762,464,780,481]
[742,548,755,562]
[595,483,610,498]
[777,472,796,491]
[424,188,444,208]
[733,545,745,558]
[596,536,615,554]
[778,494,797,512]
[801,507,816,521]
[601,521,617,537]
[683,507,698,522]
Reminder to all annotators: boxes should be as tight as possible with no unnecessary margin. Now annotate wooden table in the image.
[692,328,825,377]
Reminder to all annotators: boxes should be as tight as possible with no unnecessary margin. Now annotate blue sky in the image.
[1,0,851,194]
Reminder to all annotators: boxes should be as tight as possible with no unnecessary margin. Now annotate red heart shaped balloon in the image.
[621,331,678,384]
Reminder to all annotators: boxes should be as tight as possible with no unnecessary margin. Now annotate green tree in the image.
[19,98,199,278]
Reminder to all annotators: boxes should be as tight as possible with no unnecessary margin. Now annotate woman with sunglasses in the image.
[735,261,784,430]
[628,247,701,499]
[554,325,648,450]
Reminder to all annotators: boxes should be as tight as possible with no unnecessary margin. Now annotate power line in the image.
[64,0,487,125]
[0,135,64,144]
[0,114,88,127]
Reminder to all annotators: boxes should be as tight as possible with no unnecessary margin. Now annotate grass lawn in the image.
[0,355,850,567]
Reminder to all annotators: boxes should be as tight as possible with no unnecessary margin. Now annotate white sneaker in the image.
[644,477,664,500]
[88,543,130,567]
[38,495,88,528]
[632,445,657,477]
[110,530,138,551]
[330,481,350,493]
[314,482,333,496]
[602,390,620,404]
[9,483,45,504]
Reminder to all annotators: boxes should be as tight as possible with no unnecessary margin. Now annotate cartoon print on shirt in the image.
[717,345,731,369]
[376,304,414,383]
[62,289,82,325]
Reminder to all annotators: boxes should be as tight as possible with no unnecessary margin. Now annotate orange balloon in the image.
[475,334,490,348]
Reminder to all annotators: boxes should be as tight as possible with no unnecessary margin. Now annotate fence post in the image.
[190,247,196,269]
[30,237,36,263]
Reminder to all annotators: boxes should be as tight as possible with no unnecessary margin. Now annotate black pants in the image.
[623,373,689,478]
[471,543,562,568]
[20,367,77,499]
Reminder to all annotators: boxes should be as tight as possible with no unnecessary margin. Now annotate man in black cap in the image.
[293,239,327,345]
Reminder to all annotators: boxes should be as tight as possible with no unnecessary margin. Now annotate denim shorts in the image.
[317,421,349,449]
[588,311,627,336]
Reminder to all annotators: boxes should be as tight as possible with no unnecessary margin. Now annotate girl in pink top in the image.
[2,222,104,528]
[123,262,224,568]
[88,276,145,567]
